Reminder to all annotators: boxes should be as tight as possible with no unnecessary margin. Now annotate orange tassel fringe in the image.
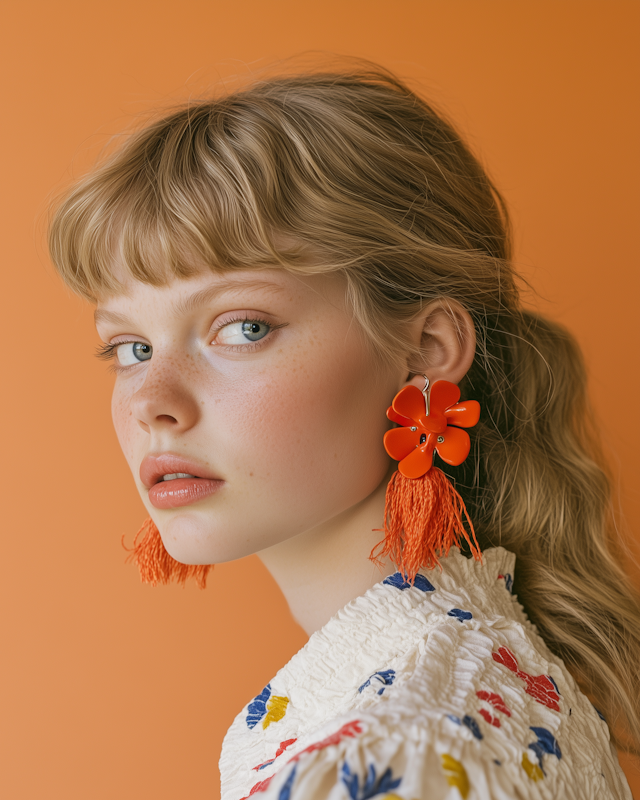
[123,517,213,589]
[370,467,482,583]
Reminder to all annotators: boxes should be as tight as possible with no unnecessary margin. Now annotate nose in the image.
[130,360,200,434]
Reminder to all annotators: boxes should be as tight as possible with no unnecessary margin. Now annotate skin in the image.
[95,267,476,635]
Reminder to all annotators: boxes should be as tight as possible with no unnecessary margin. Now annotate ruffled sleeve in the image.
[233,672,630,800]
[234,709,520,800]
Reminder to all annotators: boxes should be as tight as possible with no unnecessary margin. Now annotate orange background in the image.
[1,2,639,798]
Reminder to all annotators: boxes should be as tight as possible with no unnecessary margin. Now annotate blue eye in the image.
[116,342,153,366]
[243,321,269,341]
[217,320,271,345]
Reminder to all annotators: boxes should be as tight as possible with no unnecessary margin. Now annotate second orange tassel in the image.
[370,379,482,582]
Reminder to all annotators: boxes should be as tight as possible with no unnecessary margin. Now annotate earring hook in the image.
[422,374,430,416]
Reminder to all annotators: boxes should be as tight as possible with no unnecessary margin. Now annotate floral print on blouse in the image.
[219,547,631,800]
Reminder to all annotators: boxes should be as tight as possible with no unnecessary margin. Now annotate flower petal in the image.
[429,380,460,413]
[422,409,447,434]
[387,407,414,427]
[398,439,436,478]
[435,426,471,466]
[445,400,480,428]
[391,385,426,424]
[383,427,421,461]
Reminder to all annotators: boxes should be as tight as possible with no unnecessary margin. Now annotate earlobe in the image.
[405,299,476,388]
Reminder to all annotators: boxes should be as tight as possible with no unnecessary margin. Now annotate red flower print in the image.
[477,690,512,727]
[241,721,364,799]
[478,709,499,727]
[252,739,298,771]
[384,381,480,479]
[289,720,363,763]
[492,646,561,712]
[240,775,275,799]
[477,690,511,717]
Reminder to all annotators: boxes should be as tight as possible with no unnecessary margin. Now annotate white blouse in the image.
[219,547,631,800]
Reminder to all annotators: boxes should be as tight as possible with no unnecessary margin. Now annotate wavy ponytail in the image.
[48,59,640,751]
[453,307,640,751]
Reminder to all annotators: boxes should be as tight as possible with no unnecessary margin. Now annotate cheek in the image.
[111,383,139,467]
[216,330,392,521]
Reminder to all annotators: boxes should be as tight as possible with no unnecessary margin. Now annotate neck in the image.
[257,466,397,636]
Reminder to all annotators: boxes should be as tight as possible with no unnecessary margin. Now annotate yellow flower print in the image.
[263,695,289,729]
[441,753,470,798]
[522,751,544,781]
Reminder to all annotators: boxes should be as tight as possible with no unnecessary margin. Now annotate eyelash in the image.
[95,316,287,371]
[210,315,288,351]
[95,341,128,362]
[94,340,140,375]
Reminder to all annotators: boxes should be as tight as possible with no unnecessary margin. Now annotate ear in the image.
[402,299,476,390]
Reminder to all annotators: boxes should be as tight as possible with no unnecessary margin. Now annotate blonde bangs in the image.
[48,103,314,302]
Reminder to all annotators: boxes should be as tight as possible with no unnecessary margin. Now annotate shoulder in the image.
[236,624,630,800]
[222,551,631,800]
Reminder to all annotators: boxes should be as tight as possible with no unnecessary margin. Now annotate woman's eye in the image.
[216,320,271,345]
[116,342,153,366]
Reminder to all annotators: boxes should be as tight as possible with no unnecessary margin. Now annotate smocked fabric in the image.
[219,547,631,800]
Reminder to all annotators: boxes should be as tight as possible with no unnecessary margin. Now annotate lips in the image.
[140,453,224,510]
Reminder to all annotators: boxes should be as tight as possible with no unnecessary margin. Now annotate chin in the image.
[156,512,251,565]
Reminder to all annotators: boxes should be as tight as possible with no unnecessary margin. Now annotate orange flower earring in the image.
[370,377,482,582]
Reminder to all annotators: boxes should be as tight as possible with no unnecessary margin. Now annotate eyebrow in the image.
[94,277,287,327]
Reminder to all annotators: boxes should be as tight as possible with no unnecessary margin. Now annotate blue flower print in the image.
[593,704,607,722]
[528,727,562,775]
[383,572,435,592]
[278,766,297,800]
[497,573,513,593]
[358,669,396,695]
[246,684,271,729]
[448,608,473,622]
[341,761,402,800]
[447,713,483,740]
[548,675,560,695]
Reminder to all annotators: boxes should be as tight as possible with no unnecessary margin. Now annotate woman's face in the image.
[95,268,404,564]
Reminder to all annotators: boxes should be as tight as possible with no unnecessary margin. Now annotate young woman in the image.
[48,63,639,799]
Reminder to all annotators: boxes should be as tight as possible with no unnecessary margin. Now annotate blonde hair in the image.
[49,62,640,751]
